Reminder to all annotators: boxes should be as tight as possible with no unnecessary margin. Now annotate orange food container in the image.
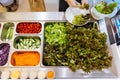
[11,51,40,66]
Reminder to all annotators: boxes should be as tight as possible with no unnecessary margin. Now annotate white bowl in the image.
[91,1,118,20]
[65,7,90,26]
[91,7,117,20]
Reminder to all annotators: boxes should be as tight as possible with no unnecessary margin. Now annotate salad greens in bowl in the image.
[65,4,90,26]
[95,1,117,14]
[91,1,118,20]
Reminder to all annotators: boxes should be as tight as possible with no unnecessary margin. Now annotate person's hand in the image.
[65,0,78,7]
[82,0,87,6]
[66,0,87,7]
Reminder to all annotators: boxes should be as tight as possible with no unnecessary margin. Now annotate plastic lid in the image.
[10,70,20,79]
[20,71,28,79]
[0,0,14,6]
[38,70,46,79]
[29,70,37,79]
[1,70,10,79]
[47,70,55,79]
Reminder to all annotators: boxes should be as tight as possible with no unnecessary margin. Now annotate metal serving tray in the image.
[41,21,117,79]
[0,12,119,79]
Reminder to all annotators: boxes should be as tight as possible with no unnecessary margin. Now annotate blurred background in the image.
[0,0,120,12]
[0,0,59,12]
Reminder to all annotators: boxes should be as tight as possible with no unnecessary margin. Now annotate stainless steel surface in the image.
[0,12,65,21]
[0,12,120,79]
[99,19,120,77]
[104,18,116,44]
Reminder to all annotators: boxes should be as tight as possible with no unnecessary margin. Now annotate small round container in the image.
[29,70,37,79]
[38,70,46,79]
[47,70,55,79]
[20,70,28,79]
[1,70,10,79]
[10,70,20,79]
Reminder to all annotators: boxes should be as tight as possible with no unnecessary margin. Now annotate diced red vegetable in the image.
[16,22,42,33]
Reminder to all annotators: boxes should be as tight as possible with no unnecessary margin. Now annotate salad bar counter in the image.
[0,12,120,79]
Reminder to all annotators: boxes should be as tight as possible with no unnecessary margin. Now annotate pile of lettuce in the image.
[45,22,67,45]
[72,14,90,26]
[44,22,112,72]
[95,1,117,14]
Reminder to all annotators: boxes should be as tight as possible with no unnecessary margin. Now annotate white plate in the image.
[65,7,90,26]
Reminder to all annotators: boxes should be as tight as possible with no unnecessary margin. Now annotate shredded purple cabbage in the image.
[0,43,10,66]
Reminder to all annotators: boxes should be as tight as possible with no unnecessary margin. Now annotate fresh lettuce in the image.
[45,22,67,45]
[95,1,118,14]
[95,1,107,12]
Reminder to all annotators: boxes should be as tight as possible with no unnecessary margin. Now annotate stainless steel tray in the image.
[41,21,118,79]
[0,12,119,79]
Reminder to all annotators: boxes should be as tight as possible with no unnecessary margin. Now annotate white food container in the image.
[91,1,118,20]
[91,7,118,20]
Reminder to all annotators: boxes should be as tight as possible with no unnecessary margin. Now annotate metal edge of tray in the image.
[99,19,120,78]
[0,12,65,21]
